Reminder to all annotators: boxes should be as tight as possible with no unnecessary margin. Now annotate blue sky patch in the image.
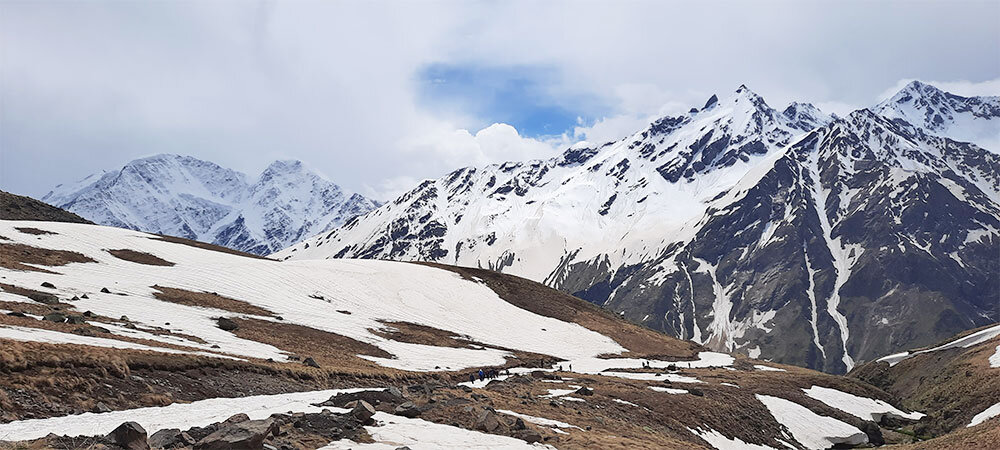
[416,63,608,137]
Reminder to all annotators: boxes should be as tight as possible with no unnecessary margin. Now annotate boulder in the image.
[101,287,112,293]
[6,311,27,318]
[194,418,277,450]
[41,282,56,288]
[349,400,377,425]
[28,292,59,304]
[474,408,501,432]
[513,428,543,444]
[42,312,66,323]
[858,420,885,446]
[224,413,250,424]
[394,401,421,418]
[93,402,112,413]
[216,317,239,331]
[302,357,321,368]
[66,315,86,324]
[107,421,149,450]
[148,428,194,449]
[575,386,594,396]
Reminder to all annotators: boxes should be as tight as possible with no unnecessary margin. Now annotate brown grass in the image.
[0,242,95,273]
[899,417,1000,449]
[0,283,63,304]
[149,234,273,260]
[370,320,472,348]
[13,227,54,236]
[151,285,274,317]
[107,249,174,266]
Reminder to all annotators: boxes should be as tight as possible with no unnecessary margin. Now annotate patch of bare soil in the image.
[416,262,703,359]
[14,227,54,236]
[0,242,96,273]
[152,285,274,316]
[370,320,473,348]
[107,248,174,266]
[229,317,400,374]
[149,234,272,260]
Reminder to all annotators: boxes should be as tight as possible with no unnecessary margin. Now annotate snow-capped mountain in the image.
[875,80,1000,150]
[43,154,379,255]
[277,83,1000,374]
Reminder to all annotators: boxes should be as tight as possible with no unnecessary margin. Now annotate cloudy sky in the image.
[2,0,998,200]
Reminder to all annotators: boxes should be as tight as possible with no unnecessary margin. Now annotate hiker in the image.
[569,364,573,371]
[478,369,485,381]
[469,373,476,383]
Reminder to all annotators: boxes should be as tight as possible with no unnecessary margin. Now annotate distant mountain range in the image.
[42,154,380,255]
[276,81,1000,374]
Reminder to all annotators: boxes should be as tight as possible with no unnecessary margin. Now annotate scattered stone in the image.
[394,401,421,418]
[149,428,195,449]
[71,295,80,301]
[6,311,27,318]
[81,293,89,299]
[72,326,95,336]
[121,315,130,321]
[302,357,320,368]
[83,310,94,317]
[107,421,150,450]
[40,281,56,288]
[42,312,66,323]
[513,418,527,430]
[194,418,277,450]
[689,389,704,397]
[101,287,112,293]
[93,402,112,413]
[216,317,239,331]
[575,386,594,396]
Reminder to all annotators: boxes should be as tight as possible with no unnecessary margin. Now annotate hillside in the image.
[0,190,93,224]
[276,82,1000,375]
[0,218,938,449]
[851,322,1000,438]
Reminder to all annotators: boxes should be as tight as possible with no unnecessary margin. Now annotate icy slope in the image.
[42,155,379,255]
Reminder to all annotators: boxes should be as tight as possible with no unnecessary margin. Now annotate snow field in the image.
[0,221,625,372]
[755,394,867,450]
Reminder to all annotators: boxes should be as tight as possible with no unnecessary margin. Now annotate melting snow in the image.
[323,412,555,449]
[755,394,867,450]
[495,410,583,430]
[969,402,1000,428]
[802,386,924,421]
[649,387,688,394]
[688,427,779,450]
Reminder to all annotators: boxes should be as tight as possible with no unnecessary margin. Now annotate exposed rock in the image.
[42,312,66,323]
[302,357,320,368]
[474,408,501,432]
[575,386,594,396]
[100,287,112,293]
[93,402,112,413]
[858,421,885,446]
[194,418,277,450]
[148,428,195,449]
[349,400,376,425]
[107,421,150,450]
[224,413,250,424]
[394,401,421,418]
[216,317,239,331]
[66,315,86,324]
[317,389,404,410]
[512,428,543,444]
[28,292,59,304]
[40,281,56,288]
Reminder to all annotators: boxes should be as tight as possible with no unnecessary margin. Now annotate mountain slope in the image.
[0,218,932,448]
[277,83,1000,374]
[42,154,380,255]
[875,80,1000,150]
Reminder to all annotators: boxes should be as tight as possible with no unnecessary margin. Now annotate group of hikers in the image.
[469,367,508,383]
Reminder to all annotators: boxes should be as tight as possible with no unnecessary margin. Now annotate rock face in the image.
[874,80,1000,149]
[42,155,380,255]
[278,82,1000,374]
